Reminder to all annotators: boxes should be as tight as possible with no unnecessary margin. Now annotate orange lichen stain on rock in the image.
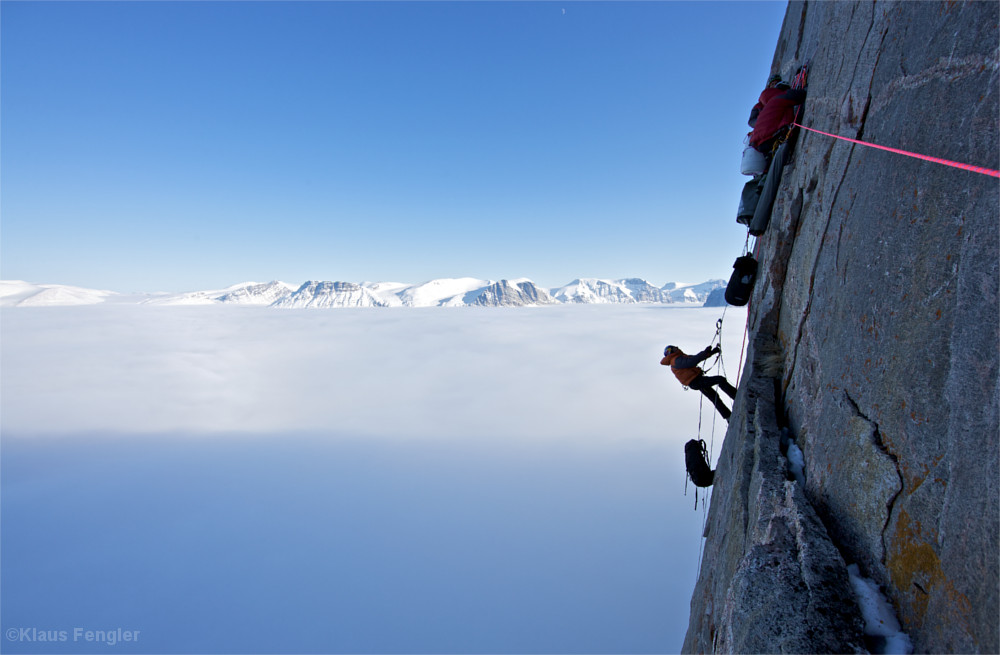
[889,508,973,637]
[889,509,940,620]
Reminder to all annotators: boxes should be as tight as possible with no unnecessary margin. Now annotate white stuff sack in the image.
[740,134,767,175]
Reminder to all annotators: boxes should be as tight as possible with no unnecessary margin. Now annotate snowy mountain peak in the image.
[469,280,557,307]
[552,278,635,304]
[216,281,297,305]
[661,279,728,303]
[272,281,390,308]
[396,277,492,307]
[0,280,117,307]
[0,277,727,308]
[620,278,668,303]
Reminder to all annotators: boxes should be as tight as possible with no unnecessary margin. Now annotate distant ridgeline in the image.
[0,277,726,308]
[683,2,998,654]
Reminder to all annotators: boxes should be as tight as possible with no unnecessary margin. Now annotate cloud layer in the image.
[1,304,747,653]
[1,304,746,441]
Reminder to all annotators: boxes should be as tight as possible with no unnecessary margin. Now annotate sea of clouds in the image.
[1,304,746,653]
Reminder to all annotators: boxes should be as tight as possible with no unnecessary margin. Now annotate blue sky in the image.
[1,1,788,292]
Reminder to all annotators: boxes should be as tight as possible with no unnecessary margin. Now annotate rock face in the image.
[702,288,727,308]
[684,342,868,654]
[685,2,998,653]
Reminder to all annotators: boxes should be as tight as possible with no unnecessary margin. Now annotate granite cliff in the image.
[683,2,998,653]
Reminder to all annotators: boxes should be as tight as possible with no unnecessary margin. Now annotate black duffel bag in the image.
[725,255,758,306]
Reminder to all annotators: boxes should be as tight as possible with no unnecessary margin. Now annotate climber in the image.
[748,73,807,155]
[661,345,737,420]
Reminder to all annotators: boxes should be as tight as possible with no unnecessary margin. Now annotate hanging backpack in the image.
[725,255,758,306]
[737,176,764,225]
[684,439,715,487]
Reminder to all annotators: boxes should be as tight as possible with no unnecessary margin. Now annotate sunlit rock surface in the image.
[684,1,998,652]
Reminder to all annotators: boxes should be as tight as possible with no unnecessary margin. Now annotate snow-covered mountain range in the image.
[0,277,726,308]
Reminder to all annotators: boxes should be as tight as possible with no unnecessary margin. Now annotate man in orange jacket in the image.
[661,345,737,420]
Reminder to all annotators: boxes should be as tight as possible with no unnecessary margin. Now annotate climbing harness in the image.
[791,122,999,178]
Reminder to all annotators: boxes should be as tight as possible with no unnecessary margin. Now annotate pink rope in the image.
[793,123,999,178]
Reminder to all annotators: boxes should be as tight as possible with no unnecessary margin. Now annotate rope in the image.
[703,313,726,373]
[692,304,740,566]
[695,377,705,441]
[695,316,724,569]
[737,311,750,385]
[793,122,999,178]
[716,314,729,381]
[697,486,709,570]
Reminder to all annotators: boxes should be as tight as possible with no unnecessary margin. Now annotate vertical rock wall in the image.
[684,2,998,652]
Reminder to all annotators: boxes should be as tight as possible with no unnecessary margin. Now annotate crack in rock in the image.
[843,389,905,574]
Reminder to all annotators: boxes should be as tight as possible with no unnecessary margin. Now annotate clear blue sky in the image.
[1,1,788,293]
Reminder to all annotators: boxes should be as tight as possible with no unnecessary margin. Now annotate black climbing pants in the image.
[689,375,737,420]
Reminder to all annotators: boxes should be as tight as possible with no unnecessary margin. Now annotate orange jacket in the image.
[661,350,703,386]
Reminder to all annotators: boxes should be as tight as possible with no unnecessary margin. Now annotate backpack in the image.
[725,255,758,306]
[684,439,715,487]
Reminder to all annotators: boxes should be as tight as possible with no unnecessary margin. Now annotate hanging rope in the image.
[696,486,709,571]
[696,313,730,458]
[704,317,724,373]
[688,311,725,513]
[706,316,725,461]
[695,315,725,569]
[793,122,999,178]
